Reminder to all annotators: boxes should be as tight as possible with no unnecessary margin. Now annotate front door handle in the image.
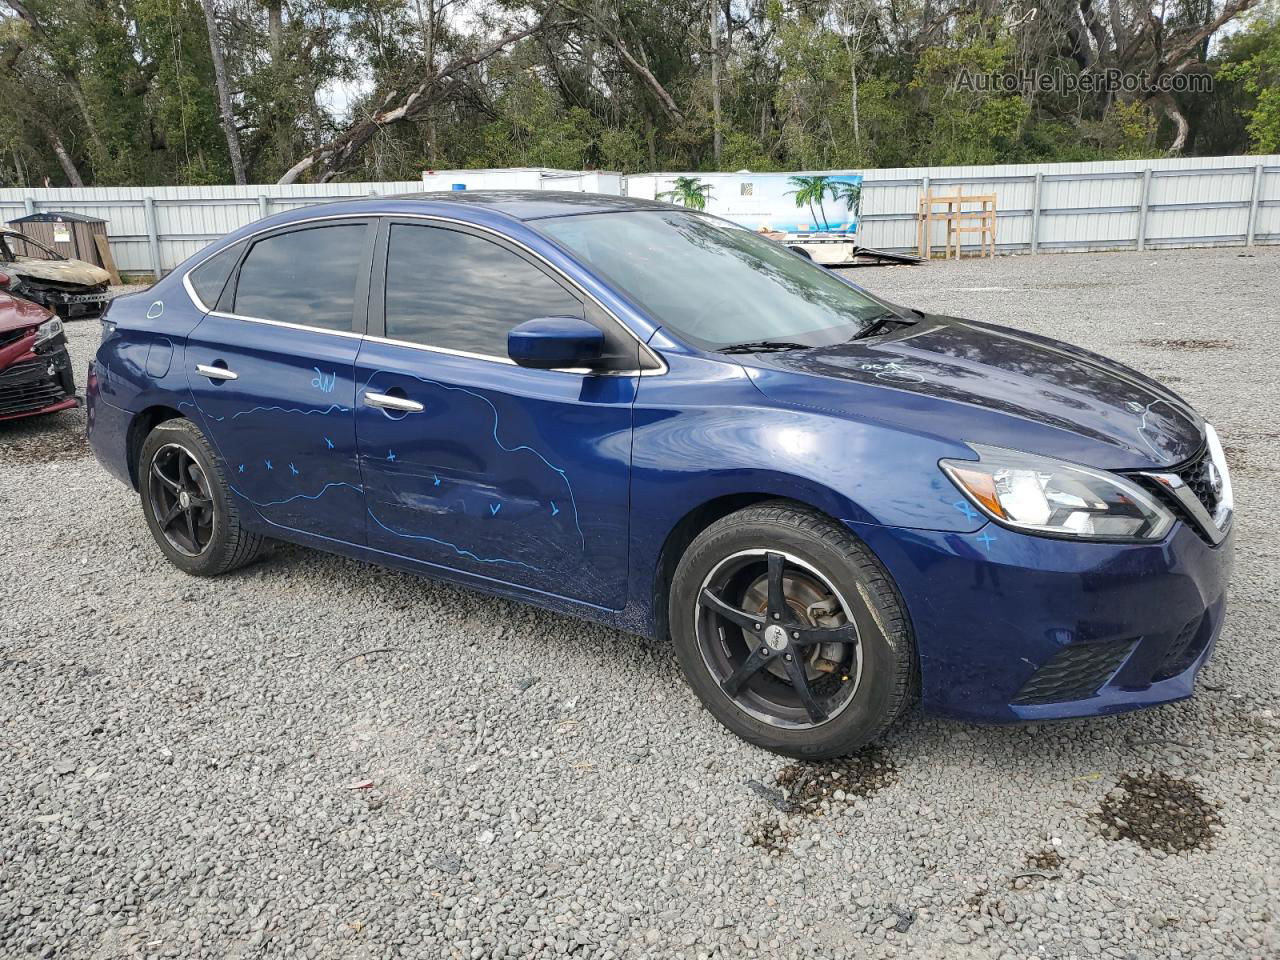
[364,391,423,413]
[196,363,238,381]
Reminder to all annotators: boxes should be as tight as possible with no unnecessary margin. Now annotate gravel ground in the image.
[2,248,1277,960]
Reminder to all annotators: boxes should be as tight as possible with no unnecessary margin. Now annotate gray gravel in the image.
[2,247,1278,959]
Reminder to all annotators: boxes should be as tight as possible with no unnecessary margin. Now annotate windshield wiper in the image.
[850,307,918,341]
[717,340,814,355]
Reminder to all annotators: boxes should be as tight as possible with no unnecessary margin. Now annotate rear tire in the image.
[138,418,263,576]
[669,501,915,759]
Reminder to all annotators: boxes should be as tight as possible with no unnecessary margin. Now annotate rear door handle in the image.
[195,363,238,381]
[364,391,423,413]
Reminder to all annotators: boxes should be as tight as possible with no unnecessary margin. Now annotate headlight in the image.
[33,316,63,346]
[940,444,1174,541]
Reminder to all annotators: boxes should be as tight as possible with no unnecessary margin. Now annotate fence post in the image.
[1136,169,1152,252]
[143,196,161,280]
[258,195,269,219]
[1246,164,1263,247]
[1030,172,1043,255]
[919,175,930,259]
[23,196,35,216]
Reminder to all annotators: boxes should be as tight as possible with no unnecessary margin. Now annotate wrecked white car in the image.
[0,229,112,319]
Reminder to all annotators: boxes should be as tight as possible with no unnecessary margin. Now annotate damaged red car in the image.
[0,280,77,421]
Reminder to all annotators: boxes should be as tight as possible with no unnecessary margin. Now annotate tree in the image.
[1219,8,1280,151]
[199,0,246,184]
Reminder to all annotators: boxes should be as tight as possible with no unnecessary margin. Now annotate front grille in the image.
[1130,444,1224,545]
[0,357,66,416]
[1012,638,1137,705]
[1176,448,1220,516]
[1152,615,1209,681]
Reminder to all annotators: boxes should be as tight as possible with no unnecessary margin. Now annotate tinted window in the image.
[188,241,243,310]
[384,224,582,355]
[539,210,887,350]
[234,225,365,331]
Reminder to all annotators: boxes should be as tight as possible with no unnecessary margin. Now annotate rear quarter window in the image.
[187,241,244,311]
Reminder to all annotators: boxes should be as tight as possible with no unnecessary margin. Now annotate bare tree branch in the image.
[279,12,561,183]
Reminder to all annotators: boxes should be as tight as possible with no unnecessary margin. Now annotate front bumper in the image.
[848,516,1234,723]
[0,342,77,421]
[15,285,111,320]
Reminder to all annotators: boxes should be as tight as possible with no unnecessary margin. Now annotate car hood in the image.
[0,291,53,334]
[739,315,1204,470]
[5,257,111,287]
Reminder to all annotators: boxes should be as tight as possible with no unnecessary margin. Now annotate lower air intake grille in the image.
[1152,615,1208,681]
[1012,638,1137,705]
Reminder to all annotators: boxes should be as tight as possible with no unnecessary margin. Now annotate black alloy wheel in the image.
[147,442,216,557]
[696,549,863,728]
[669,501,915,758]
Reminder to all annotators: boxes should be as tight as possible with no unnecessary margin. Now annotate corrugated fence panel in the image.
[0,163,1274,275]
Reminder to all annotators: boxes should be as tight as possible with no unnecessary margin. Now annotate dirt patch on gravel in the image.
[1095,772,1220,853]
[0,414,88,465]
[745,816,795,855]
[773,747,898,813]
[1026,848,1064,871]
[744,749,898,855]
[1134,338,1233,351]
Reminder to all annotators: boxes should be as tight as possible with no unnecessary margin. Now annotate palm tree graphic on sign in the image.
[788,175,862,232]
[659,176,712,211]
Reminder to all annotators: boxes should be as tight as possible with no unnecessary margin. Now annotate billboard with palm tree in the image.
[647,172,863,234]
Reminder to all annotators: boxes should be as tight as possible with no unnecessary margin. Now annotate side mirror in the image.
[508,316,605,370]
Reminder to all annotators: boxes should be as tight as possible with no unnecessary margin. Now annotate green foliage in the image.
[0,0,1267,187]
[1218,10,1280,152]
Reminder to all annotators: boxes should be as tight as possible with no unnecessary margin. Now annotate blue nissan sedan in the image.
[86,192,1234,758]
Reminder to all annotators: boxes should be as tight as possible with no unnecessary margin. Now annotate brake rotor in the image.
[742,571,850,682]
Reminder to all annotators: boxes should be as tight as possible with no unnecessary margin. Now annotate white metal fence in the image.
[2,155,1277,278]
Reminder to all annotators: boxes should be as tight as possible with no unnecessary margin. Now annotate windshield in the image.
[0,231,64,262]
[537,209,888,350]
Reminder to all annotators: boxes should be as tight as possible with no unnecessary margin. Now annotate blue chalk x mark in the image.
[324,436,335,450]
[264,459,273,471]
[977,531,997,552]
[289,462,299,476]
[432,474,441,487]
[550,501,559,517]
[386,450,397,462]
[237,464,245,474]
[953,499,978,521]
[489,503,502,516]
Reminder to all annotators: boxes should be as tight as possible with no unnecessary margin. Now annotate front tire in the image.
[669,501,915,759]
[138,418,263,576]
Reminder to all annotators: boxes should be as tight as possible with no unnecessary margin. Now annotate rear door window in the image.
[233,224,367,332]
[383,223,583,356]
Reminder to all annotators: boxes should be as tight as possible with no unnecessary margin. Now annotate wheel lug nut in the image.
[784,654,793,661]
[753,623,761,630]
[791,631,799,639]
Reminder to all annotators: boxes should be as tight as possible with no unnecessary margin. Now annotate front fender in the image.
[626,351,987,634]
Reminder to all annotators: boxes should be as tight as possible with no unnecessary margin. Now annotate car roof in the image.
[386,190,672,221]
